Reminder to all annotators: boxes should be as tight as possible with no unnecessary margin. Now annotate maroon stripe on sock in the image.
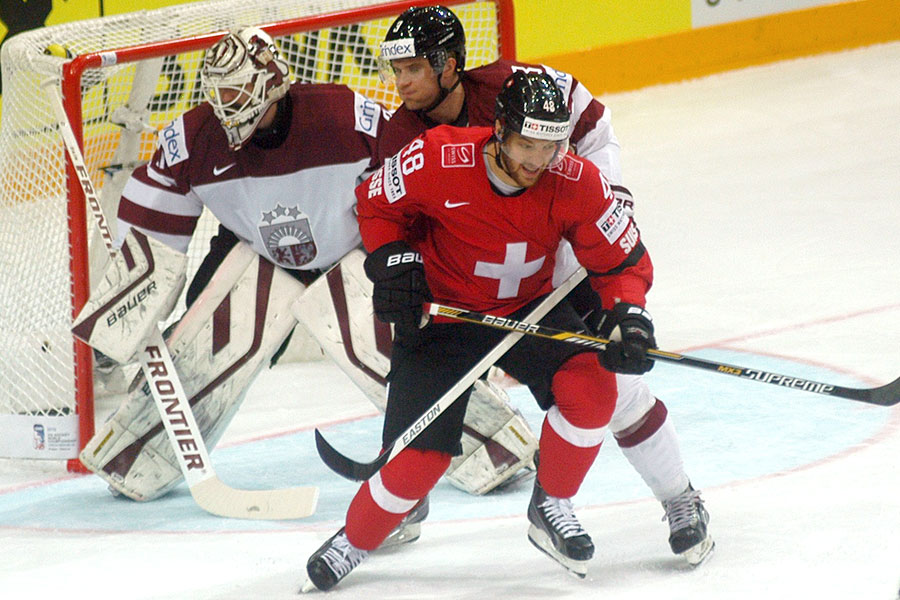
[615,399,668,448]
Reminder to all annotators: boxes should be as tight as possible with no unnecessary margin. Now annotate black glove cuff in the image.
[612,302,653,335]
[364,240,423,282]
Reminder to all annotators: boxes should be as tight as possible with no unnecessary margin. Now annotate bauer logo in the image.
[354,92,380,137]
[159,117,188,167]
[520,117,569,141]
[380,38,416,59]
[441,143,475,168]
[106,280,157,328]
[596,200,628,244]
[384,154,407,204]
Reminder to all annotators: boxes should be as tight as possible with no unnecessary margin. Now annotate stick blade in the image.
[857,375,900,406]
[190,477,319,520]
[315,429,388,481]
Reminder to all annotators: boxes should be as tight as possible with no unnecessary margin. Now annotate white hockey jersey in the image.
[117,83,385,271]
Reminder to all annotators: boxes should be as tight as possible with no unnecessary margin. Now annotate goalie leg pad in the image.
[79,243,306,501]
[292,248,391,411]
[445,379,539,495]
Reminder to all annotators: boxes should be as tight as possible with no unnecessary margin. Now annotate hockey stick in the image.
[45,81,318,519]
[314,268,588,481]
[425,303,900,407]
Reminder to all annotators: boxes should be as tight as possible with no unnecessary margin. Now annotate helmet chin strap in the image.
[417,70,463,116]
[491,135,516,182]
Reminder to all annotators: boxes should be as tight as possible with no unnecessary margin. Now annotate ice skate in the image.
[301,528,369,593]
[526,478,593,578]
[379,495,429,549]
[662,484,714,566]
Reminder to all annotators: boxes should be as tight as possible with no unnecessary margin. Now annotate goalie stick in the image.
[425,302,900,407]
[45,81,318,519]
[314,268,588,482]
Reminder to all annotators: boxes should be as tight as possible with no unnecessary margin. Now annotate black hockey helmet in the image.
[492,71,571,173]
[380,5,466,74]
[495,71,571,143]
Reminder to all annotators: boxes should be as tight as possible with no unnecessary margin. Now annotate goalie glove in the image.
[363,241,432,329]
[598,303,656,375]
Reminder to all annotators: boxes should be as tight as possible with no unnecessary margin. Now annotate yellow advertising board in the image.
[1,0,898,114]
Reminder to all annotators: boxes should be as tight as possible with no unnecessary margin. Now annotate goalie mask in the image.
[379,5,465,112]
[494,71,571,173]
[201,27,290,149]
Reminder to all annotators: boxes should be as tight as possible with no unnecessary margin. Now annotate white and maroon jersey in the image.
[374,59,621,184]
[357,126,651,316]
[117,83,385,271]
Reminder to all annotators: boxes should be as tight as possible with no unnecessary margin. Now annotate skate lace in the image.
[662,488,703,531]
[321,533,368,578]
[540,496,587,539]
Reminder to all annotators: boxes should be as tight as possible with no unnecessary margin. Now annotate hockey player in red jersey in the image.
[302,71,672,591]
[366,3,713,565]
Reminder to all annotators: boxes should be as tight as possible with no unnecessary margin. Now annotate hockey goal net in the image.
[0,0,514,468]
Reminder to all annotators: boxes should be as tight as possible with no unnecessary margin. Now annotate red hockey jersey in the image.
[357,126,652,316]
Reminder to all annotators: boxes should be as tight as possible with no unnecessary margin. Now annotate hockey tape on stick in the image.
[426,303,900,407]
[314,268,588,481]
[45,81,319,518]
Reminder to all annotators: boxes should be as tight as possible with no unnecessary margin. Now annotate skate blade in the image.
[527,525,589,578]
[378,522,421,550]
[681,535,715,567]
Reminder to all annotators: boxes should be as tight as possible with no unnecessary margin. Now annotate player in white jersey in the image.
[371,5,714,565]
[118,30,381,293]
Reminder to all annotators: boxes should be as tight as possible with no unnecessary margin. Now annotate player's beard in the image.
[500,152,545,188]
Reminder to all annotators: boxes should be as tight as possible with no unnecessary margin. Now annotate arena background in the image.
[1,0,897,114]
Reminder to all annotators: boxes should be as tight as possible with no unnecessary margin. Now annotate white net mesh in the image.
[0,0,507,458]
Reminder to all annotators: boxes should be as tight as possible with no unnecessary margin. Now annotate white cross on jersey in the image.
[474,242,545,299]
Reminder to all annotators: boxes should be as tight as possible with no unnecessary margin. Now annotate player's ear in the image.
[440,56,458,82]
[493,119,504,141]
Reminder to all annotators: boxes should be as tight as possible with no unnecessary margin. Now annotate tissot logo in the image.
[521,116,569,141]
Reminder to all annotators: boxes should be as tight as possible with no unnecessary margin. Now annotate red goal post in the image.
[0,0,514,471]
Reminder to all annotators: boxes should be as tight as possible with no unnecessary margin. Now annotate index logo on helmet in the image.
[380,38,417,60]
[520,117,569,141]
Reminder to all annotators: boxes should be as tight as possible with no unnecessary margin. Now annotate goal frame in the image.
[49,0,514,472]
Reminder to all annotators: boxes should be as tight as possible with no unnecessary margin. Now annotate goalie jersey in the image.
[118,83,385,271]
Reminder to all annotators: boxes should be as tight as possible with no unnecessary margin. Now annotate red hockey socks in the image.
[345,447,451,550]
[538,352,617,498]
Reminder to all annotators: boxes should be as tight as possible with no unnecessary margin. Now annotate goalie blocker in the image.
[292,249,538,495]
[79,242,305,501]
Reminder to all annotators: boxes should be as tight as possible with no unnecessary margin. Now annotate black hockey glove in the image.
[363,241,432,328]
[598,303,656,375]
